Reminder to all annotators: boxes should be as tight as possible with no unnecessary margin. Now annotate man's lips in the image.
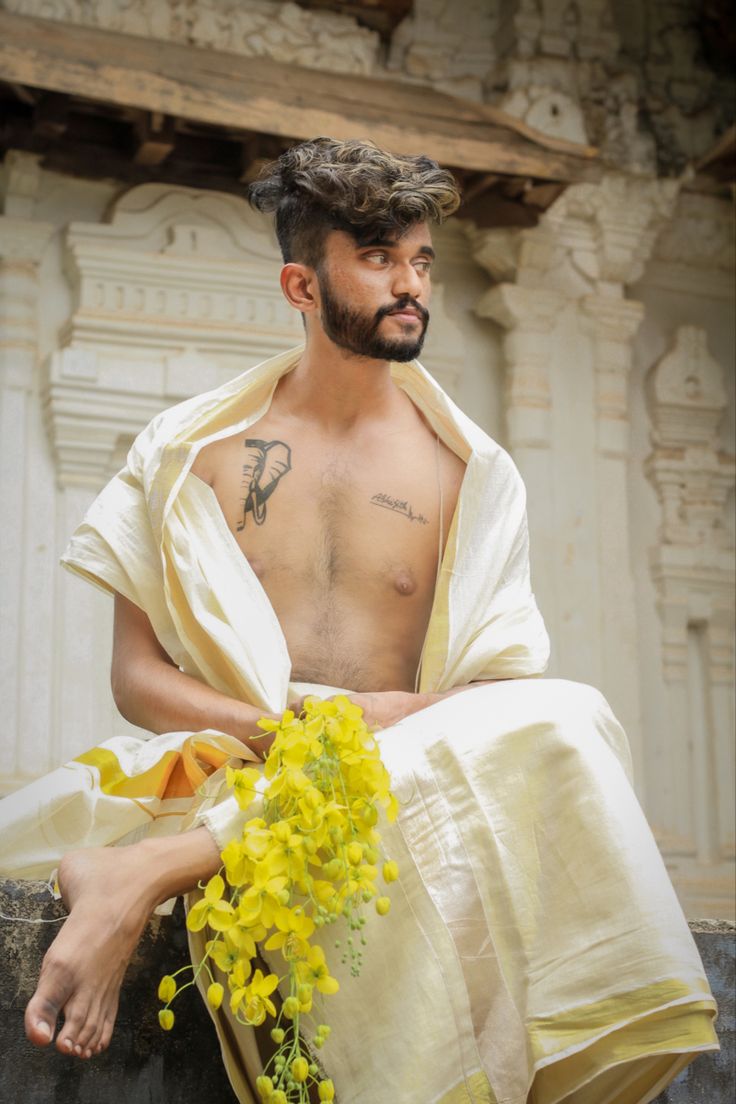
[388,309,422,322]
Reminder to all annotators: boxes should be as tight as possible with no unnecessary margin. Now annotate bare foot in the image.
[24,846,155,1059]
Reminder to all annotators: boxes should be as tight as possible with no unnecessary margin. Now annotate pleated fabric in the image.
[195,680,717,1104]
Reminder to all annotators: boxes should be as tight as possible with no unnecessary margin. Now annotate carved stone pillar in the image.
[470,174,679,795]
[645,326,735,867]
[0,151,55,784]
[579,294,646,783]
[473,234,565,646]
[557,175,677,790]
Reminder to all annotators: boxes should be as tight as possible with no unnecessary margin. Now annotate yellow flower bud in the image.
[382,860,399,883]
[158,1008,175,1031]
[270,1027,285,1044]
[291,1057,309,1083]
[207,982,224,1010]
[255,1074,274,1100]
[318,1079,336,1101]
[317,1024,331,1039]
[157,975,176,1003]
[347,842,363,866]
[271,1092,288,1104]
[375,896,391,916]
[361,804,378,827]
[297,983,313,1004]
[283,996,300,1019]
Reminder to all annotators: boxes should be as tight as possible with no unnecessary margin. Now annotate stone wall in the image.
[1,880,733,1102]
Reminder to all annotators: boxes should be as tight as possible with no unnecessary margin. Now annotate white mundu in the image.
[0,347,718,1104]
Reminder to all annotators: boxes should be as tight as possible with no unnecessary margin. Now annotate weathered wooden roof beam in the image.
[0,9,602,184]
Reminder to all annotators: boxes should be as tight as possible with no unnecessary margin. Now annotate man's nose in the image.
[391,262,424,300]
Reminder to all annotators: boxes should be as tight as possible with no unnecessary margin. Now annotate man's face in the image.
[315,222,433,362]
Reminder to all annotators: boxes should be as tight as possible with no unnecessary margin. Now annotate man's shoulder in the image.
[129,346,303,471]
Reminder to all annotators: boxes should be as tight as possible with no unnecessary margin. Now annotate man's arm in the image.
[111,593,278,757]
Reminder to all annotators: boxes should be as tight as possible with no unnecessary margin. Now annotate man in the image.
[3,138,717,1102]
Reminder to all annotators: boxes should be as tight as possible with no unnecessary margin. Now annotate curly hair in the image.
[248,137,460,266]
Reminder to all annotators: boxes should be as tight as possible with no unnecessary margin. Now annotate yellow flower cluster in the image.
[158,695,399,1104]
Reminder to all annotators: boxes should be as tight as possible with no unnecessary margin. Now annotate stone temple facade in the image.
[0,0,733,919]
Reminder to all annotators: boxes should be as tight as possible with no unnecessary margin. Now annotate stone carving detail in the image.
[615,0,735,174]
[1,0,380,75]
[490,0,621,147]
[653,193,735,274]
[645,326,735,683]
[470,173,680,298]
[43,183,302,487]
[544,173,680,289]
[496,0,619,62]
[387,0,496,100]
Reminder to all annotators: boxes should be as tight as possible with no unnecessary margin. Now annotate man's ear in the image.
[280,263,318,315]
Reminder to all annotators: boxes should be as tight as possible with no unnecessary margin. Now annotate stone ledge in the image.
[0,881,733,1103]
[0,880,238,1104]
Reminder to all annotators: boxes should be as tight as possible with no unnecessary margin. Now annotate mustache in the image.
[375,297,430,325]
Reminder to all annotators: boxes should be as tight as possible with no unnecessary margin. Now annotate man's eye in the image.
[365,252,388,264]
[414,260,432,273]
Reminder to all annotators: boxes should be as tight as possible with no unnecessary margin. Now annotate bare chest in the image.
[202,428,450,598]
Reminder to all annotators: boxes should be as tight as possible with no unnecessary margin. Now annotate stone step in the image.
[0,880,732,1103]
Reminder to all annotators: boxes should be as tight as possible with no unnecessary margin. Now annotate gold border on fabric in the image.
[530,997,717,1103]
[437,1070,499,1104]
[528,977,714,1062]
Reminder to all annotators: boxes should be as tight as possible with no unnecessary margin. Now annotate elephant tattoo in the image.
[237,438,292,529]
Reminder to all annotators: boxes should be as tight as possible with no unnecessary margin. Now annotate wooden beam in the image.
[132,110,175,166]
[0,9,602,183]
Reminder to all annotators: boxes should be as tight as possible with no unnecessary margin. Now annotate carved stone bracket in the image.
[645,326,735,684]
[43,182,302,488]
[544,174,680,293]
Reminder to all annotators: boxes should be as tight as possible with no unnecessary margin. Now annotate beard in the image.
[317,272,429,362]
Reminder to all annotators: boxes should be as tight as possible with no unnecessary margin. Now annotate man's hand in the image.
[335,691,437,729]
[285,681,500,732]
[340,681,499,730]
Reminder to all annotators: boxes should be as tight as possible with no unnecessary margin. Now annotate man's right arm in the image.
[111,593,277,758]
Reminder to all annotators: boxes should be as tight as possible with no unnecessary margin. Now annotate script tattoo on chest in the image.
[370,491,429,525]
[237,438,292,530]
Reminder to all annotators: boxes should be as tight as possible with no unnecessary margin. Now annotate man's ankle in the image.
[137,829,221,907]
